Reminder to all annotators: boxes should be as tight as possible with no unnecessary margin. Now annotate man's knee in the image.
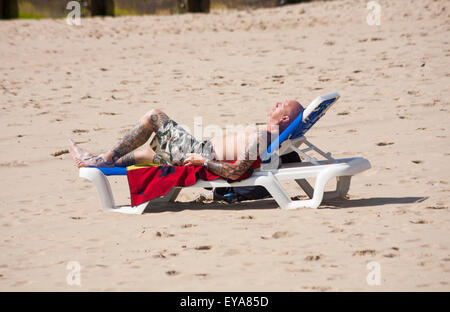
[143,108,163,119]
[141,109,168,130]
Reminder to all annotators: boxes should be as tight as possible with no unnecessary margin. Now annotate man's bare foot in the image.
[69,139,114,168]
[68,139,92,162]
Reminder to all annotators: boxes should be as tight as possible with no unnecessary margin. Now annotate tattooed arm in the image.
[183,154,255,181]
[206,159,255,181]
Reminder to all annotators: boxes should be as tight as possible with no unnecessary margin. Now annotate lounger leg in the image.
[168,187,181,202]
[321,175,352,200]
[260,173,293,210]
[295,176,352,200]
[295,179,314,198]
[259,173,322,210]
[149,187,181,203]
[79,168,149,214]
[335,176,351,198]
[79,167,116,211]
[289,168,345,209]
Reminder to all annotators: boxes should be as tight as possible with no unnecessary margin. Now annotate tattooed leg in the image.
[104,109,170,163]
[69,109,170,168]
[114,152,136,167]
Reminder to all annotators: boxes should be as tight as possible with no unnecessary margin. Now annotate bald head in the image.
[268,99,304,133]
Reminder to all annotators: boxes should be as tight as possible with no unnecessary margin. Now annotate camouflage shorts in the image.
[149,118,216,165]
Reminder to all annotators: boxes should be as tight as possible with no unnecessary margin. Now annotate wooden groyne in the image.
[0,0,306,19]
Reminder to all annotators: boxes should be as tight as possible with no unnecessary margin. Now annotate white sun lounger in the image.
[79,92,371,214]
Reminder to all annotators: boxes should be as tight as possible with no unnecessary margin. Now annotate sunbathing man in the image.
[69,100,303,181]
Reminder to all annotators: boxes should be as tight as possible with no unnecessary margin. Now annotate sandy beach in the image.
[0,0,449,291]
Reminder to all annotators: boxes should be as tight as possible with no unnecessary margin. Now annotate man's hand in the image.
[183,153,206,166]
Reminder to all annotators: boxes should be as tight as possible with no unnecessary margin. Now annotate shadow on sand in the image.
[144,196,428,213]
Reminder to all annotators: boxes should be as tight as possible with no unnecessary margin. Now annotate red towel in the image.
[127,160,260,206]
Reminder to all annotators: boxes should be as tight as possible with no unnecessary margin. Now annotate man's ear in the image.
[281,115,290,122]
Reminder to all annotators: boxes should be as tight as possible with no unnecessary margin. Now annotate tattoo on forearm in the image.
[115,152,136,167]
[206,160,254,180]
[110,123,151,161]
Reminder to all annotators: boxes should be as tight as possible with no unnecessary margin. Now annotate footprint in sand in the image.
[153,253,167,259]
[271,231,296,239]
[410,220,432,224]
[195,245,212,251]
[51,150,69,157]
[181,224,197,228]
[166,270,179,276]
[426,206,447,210]
[194,273,209,278]
[353,250,376,256]
[99,112,118,116]
[376,142,394,146]
[155,231,175,238]
[305,254,322,261]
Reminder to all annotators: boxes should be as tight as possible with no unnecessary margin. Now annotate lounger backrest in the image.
[261,92,340,161]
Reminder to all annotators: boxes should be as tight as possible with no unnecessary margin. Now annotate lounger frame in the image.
[79,136,371,214]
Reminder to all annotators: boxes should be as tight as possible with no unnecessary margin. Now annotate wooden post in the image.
[0,0,19,19]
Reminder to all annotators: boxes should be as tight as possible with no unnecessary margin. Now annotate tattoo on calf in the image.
[110,123,151,159]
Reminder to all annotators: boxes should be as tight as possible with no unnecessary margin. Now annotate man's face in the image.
[268,100,302,125]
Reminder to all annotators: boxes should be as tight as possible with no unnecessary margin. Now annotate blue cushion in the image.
[91,166,127,176]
